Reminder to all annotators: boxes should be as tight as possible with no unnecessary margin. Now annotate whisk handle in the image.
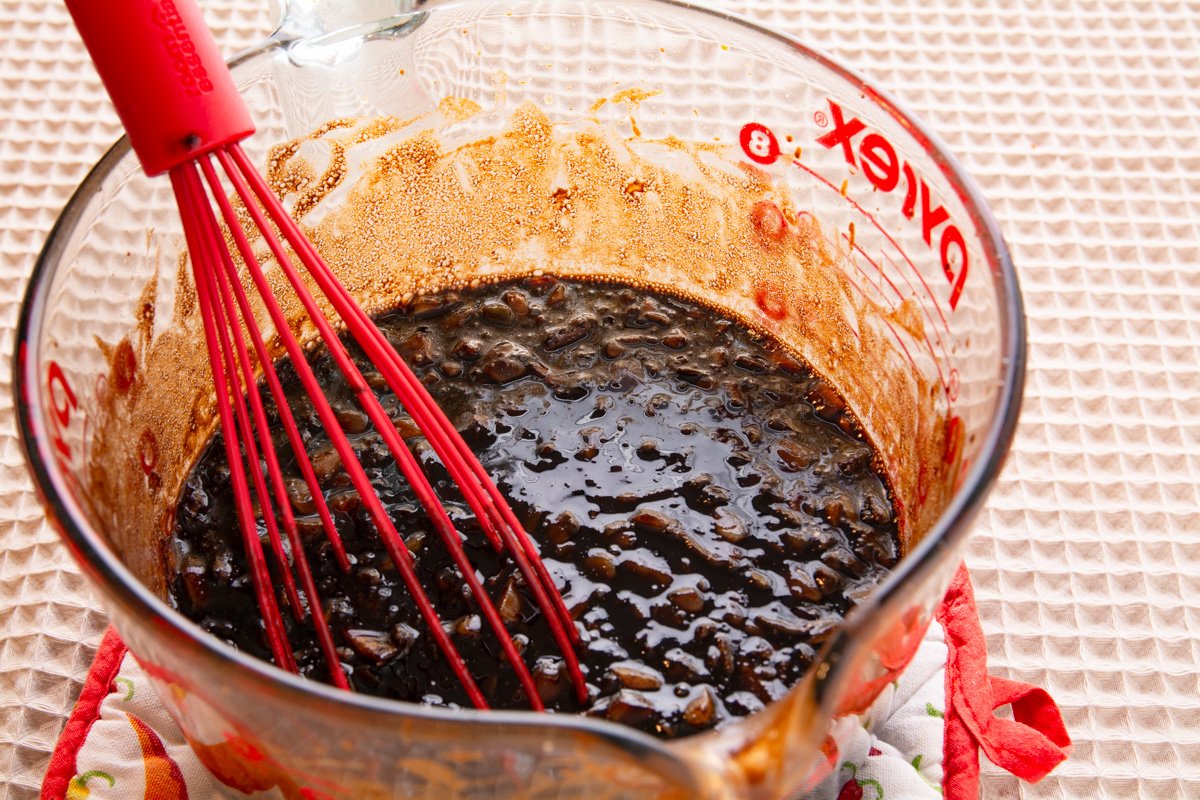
[65,0,255,176]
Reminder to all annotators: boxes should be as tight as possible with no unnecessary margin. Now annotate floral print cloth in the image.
[807,621,949,800]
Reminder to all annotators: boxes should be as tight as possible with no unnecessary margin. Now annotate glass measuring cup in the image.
[15,1,1025,797]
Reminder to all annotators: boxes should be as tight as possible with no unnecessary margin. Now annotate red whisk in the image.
[65,0,586,710]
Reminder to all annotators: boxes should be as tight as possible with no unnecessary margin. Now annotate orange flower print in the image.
[127,714,189,800]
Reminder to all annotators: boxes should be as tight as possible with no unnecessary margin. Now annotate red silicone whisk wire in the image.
[170,163,295,674]
[195,157,348,690]
[227,144,588,702]
[196,158,351,576]
[209,148,493,709]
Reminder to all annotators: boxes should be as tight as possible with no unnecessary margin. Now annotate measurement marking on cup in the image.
[839,241,942,392]
[844,232,951,396]
[832,266,867,344]
[846,249,896,311]
[740,114,965,325]
[738,120,959,401]
[848,234,904,310]
[881,248,953,365]
[790,156,953,341]
[740,122,781,165]
[805,225,924,384]
[791,155,955,396]
[846,232,954,369]
[861,293,922,384]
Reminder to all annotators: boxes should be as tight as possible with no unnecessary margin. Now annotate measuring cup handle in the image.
[269,0,430,44]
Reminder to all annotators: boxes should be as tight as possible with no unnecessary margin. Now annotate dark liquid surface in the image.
[167,276,899,738]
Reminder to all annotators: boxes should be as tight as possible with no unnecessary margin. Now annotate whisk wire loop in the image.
[197,205,306,626]
[209,149,491,708]
[178,144,598,709]
[196,158,352,575]
[227,145,588,701]
[195,159,349,690]
[170,164,296,674]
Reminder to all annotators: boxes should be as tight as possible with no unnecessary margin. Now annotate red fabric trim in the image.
[937,564,1071,800]
[40,627,129,800]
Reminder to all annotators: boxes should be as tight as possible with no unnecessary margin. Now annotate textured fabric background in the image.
[0,1,1196,798]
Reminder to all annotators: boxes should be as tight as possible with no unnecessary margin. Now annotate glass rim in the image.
[13,0,1025,758]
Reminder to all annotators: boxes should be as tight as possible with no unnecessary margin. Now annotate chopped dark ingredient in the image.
[344,629,399,665]
[683,687,716,728]
[610,661,665,691]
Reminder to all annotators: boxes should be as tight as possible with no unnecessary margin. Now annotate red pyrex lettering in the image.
[816,100,968,310]
[45,360,83,499]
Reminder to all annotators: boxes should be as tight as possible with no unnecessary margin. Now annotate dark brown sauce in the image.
[166,276,899,739]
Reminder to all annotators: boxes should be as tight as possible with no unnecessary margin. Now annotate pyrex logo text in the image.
[44,359,83,500]
[815,100,968,310]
